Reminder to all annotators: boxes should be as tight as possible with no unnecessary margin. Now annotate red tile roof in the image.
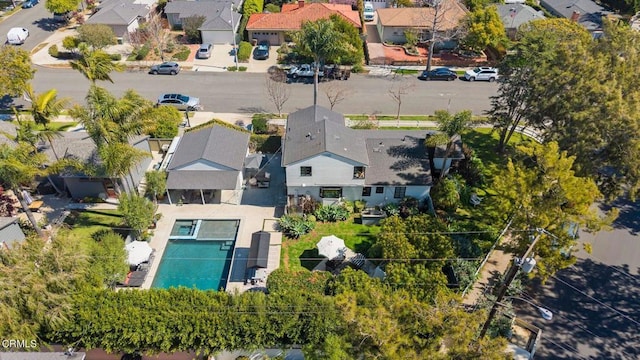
[247,2,361,31]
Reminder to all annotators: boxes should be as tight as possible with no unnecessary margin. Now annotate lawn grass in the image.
[282,217,380,271]
[392,69,420,75]
[61,209,124,241]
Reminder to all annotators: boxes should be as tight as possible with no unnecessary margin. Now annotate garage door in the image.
[250,31,280,45]
[201,30,234,45]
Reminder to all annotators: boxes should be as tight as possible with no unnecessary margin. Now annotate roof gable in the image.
[377,4,468,30]
[496,4,545,29]
[283,105,368,165]
[86,0,149,25]
[164,1,241,30]
[247,2,361,30]
[167,125,250,171]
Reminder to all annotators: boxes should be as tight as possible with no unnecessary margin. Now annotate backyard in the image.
[59,209,124,243]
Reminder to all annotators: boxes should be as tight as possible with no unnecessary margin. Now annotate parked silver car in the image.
[149,61,180,75]
[197,43,213,59]
[156,94,201,111]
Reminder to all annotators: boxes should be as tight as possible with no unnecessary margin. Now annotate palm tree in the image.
[70,44,125,85]
[426,110,474,179]
[0,143,47,237]
[98,142,150,195]
[24,85,69,160]
[293,19,346,105]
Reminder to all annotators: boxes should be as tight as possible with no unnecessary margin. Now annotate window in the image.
[362,187,371,197]
[300,166,312,176]
[375,187,384,194]
[353,166,365,179]
[394,187,406,199]
[320,187,342,198]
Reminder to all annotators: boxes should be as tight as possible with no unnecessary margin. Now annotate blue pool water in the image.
[152,220,239,290]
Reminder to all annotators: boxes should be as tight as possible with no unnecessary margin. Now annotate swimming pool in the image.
[153,220,239,290]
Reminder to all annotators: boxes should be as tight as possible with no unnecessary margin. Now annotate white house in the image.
[282,106,442,207]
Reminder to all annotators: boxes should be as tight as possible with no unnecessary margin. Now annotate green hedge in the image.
[48,44,59,57]
[109,53,122,61]
[172,46,191,61]
[250,135,281,153]
[237,41,252,62]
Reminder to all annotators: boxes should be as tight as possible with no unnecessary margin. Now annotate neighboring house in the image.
[0,217,26,249]
[85,0,152,41]
[246,0,361,45]
[540,0,612,36]
[164,1,241,44]
[165,125,250,205]
[40,132,151,200]
[496,4,545,39]
[282,105,446,206]
[375,4,468,44]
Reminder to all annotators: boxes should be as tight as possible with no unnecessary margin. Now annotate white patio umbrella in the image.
[316,235,346,260]
[125,241,153,266]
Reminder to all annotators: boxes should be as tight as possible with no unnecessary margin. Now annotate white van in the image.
[363,2,375,21]
[7,27,29,45]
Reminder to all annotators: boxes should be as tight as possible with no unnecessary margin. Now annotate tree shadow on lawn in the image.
[300,248,323,271]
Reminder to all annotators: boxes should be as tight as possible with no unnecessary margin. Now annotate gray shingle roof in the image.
[86,0,150,26]
[0,216,18,230]
[167,125,249,171]
[164,1,240,31]
[283,105,369,166]
[166,170,239,189]
[540,0,610,31]
[496,4,545,29]
[359,131,432,186]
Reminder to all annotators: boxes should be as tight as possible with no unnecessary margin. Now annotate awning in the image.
[247,231,270,268]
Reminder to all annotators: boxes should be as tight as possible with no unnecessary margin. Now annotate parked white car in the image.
[363,2,375,21]
[464,67,498,82]
[7,27,29,45]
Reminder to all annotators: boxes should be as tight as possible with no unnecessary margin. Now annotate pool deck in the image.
[142,203,282,292]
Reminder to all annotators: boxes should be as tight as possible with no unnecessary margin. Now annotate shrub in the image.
[382,203,399,217]
[352,63,364,73]
[342,200,355,213]
[264,3,280,12]
[306,214,316,222]
[227,66,238,72]
[250,134,281,153]
[278,214,315,238]
[172,46,191,61]
[251,113,269,134]
[237,41,252,62]
[238,66,248,71]
[398,197,420,218]
[109,53,122,61]
[77,24,117,49]
[136,44,150,60]
[354,200,366,213]
[315,205,349,222]
[62,36,79,52]
[432,178,461,213]
[48,44,59,58]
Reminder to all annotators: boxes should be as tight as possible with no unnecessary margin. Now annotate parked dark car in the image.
[21,0,39,8]
[418,68,458,81]
[149,61,180,75]
[253,40,270,60]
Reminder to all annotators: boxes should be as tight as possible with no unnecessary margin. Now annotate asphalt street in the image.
[516,197,640,359]
[21,68,499,115]
[1,3,61,50]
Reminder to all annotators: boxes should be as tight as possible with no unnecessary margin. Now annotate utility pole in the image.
[479,229,543,338]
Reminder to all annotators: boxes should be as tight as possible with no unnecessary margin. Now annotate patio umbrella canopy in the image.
[316,235,346,260]
[125,241,153,266]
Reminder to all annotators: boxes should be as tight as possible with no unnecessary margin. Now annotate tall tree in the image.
[292,19,348,105]
[426,109,474,179]
[117,192,155,239]
[76,24,118,49]
[24,85,69,160]
[489,141,616,279]
[70,44,125,85]
[461,5,507,52]
[98,141,150,195]
[0,46,35,97]
[45,0,81,15]
[0,143,48,237]
[422,0,466,72]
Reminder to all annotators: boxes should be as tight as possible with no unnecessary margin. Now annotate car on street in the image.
[253,40,270,60]
[418,68,458,81]
[196,43,212,59]
[21,0,39,8]
[149,61,180,75]
[6,27,29,45]
[156,93,201,111]
[464,67,498,82]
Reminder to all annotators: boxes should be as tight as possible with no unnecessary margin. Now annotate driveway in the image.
[516,197,640,359]
[191,43,278,73]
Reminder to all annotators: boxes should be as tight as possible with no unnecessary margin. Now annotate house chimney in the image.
[298,0,304,8]
[571,10,580,22]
